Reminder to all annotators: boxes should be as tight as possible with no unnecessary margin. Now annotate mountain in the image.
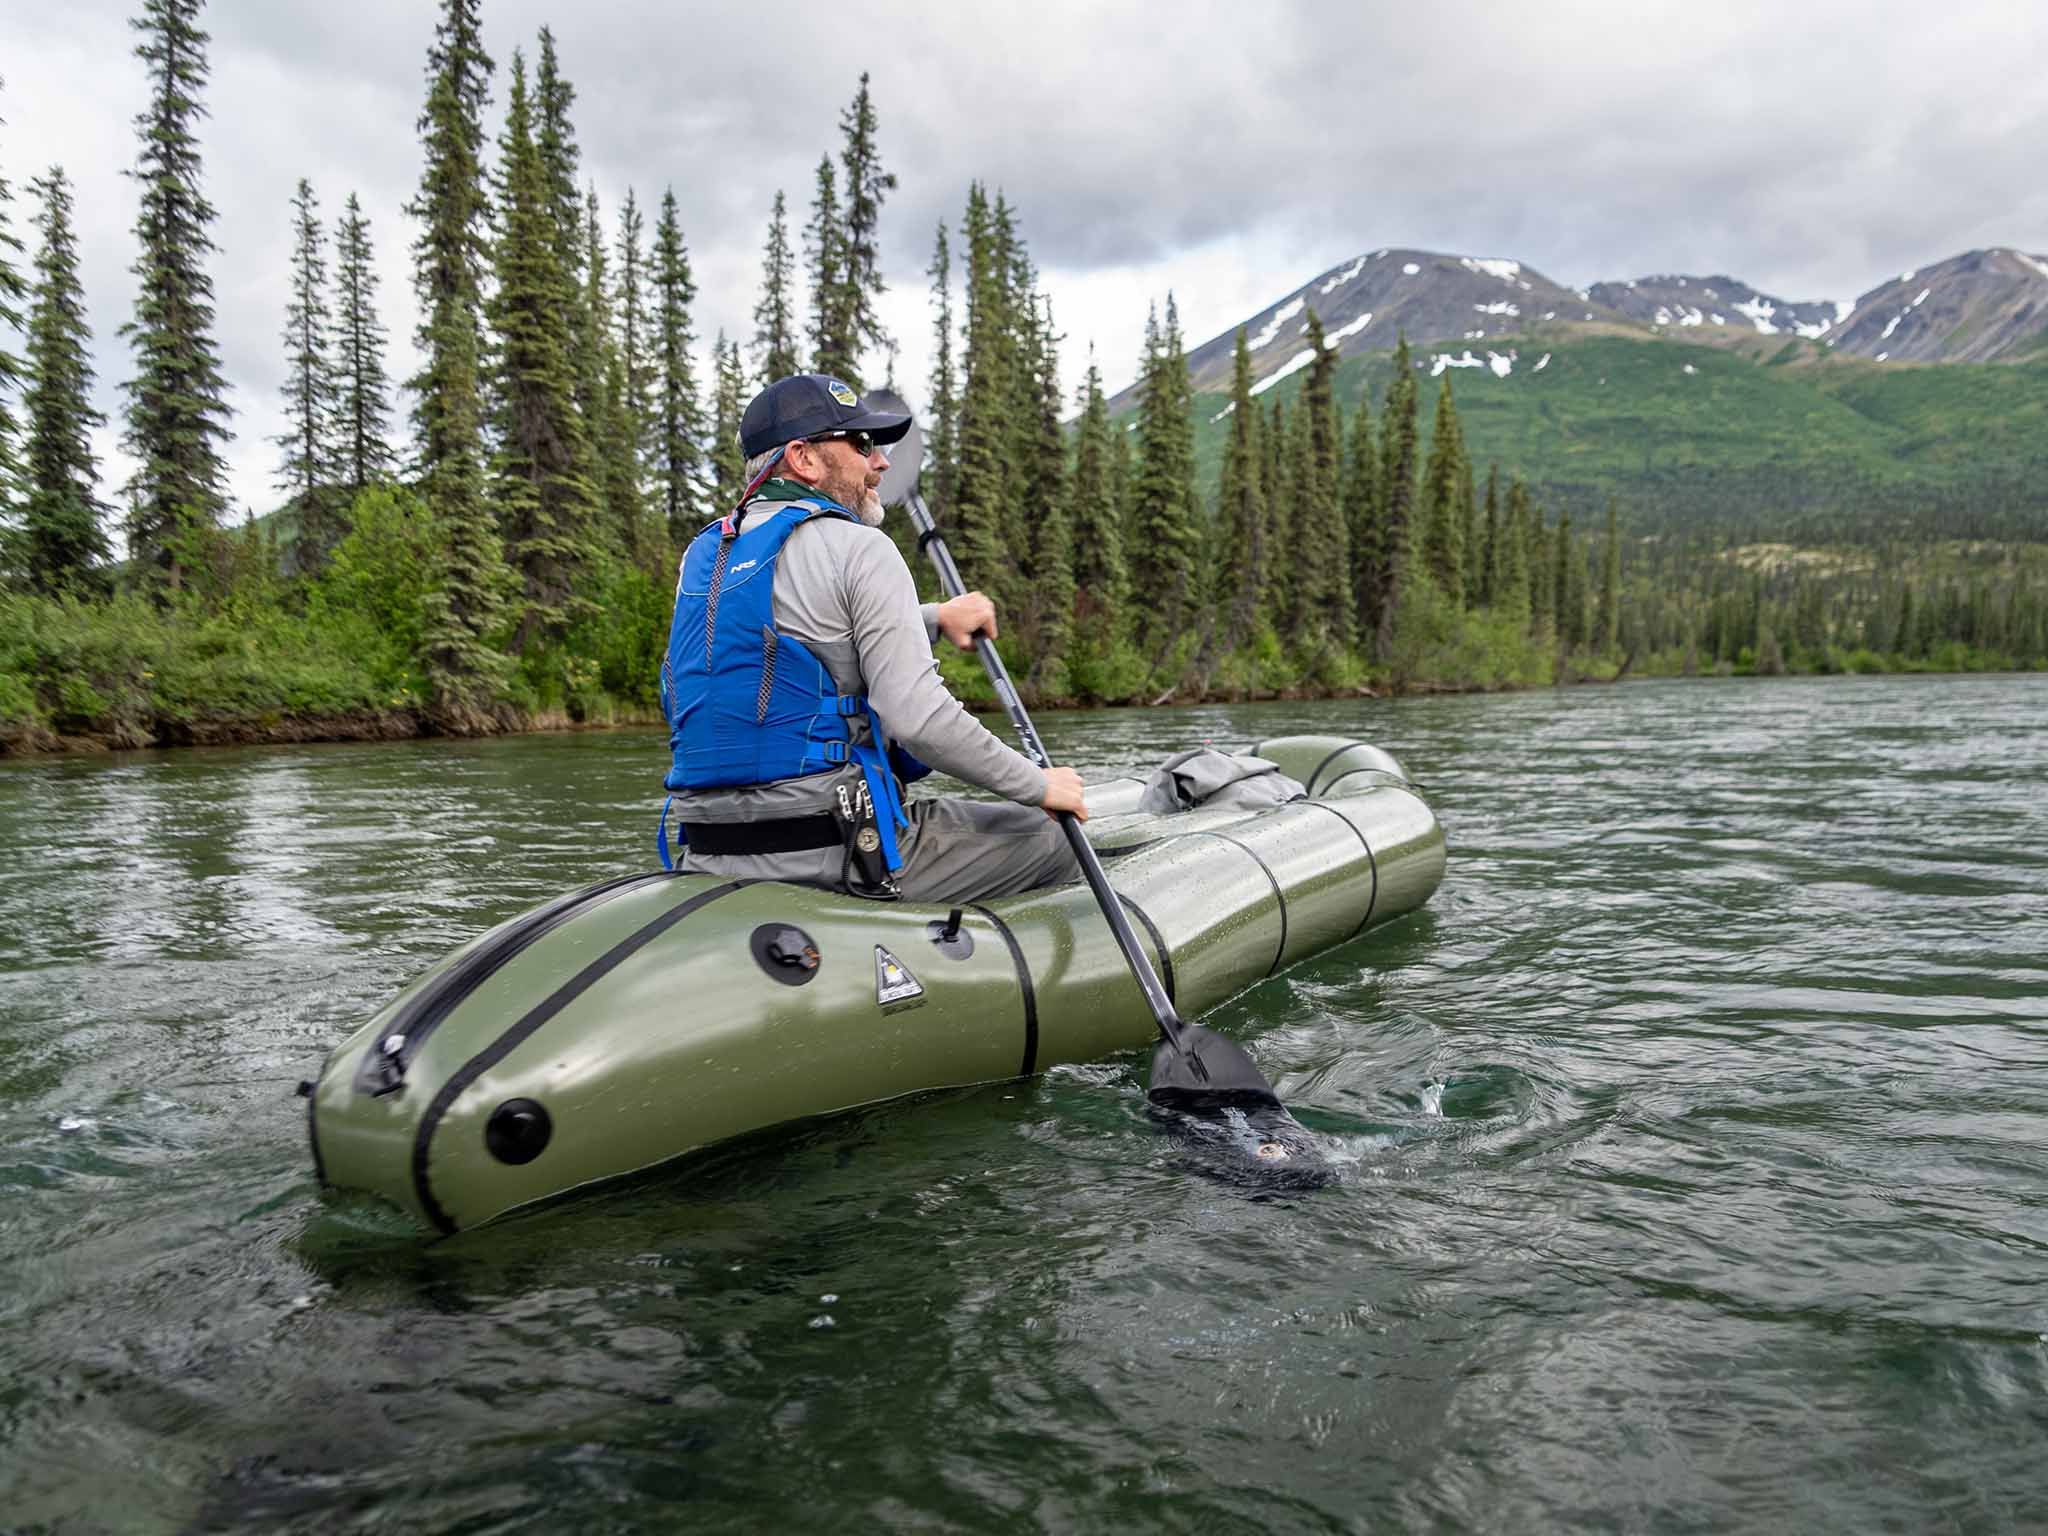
[1110,243,2048,416]
[1161,247,1636,402]
[1824,248,2048,363]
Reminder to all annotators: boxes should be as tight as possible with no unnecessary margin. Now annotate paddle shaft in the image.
[903,489,1199,1066]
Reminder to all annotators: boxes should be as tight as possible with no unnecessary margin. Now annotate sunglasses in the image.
[804,429,879,457]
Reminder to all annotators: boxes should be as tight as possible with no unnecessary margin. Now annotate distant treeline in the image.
[0,2,2039,753]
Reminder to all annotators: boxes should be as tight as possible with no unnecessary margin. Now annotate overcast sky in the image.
[6,0,2047,521]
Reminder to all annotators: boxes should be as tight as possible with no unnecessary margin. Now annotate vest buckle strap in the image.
[834,694,866,717]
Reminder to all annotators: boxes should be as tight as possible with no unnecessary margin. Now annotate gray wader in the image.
[680,792,1079,905]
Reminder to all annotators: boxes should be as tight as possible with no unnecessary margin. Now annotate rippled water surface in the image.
[4,674,2046,1533]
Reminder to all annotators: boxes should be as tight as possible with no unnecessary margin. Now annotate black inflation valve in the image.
[751,923,821,985]
[485,1098,553,1165]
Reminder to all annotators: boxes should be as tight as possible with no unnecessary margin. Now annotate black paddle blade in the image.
[1146,1098,1340,1193]
[1146,1024,1284,1114]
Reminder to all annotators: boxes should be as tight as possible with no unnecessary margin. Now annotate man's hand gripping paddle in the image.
[870,391,1287,1119]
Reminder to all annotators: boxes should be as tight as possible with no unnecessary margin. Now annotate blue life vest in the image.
[659,497,928,873]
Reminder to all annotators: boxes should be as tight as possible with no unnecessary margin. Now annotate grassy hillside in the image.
[1180,335,2048,540]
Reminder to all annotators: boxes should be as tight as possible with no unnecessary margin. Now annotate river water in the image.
[2,674,2045,1533]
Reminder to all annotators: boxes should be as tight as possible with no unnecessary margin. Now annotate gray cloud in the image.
[4,0,2045,523]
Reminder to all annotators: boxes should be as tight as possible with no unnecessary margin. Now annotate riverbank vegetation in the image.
[1,2,2042,755]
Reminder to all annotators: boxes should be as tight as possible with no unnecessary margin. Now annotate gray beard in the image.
[857,490,885,527]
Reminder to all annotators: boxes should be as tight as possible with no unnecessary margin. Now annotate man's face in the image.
[792,435,891,526]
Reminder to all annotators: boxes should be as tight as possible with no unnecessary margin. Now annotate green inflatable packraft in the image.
[307,736,1445,1232]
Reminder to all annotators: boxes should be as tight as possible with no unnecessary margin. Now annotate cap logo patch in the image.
[826,380,858,408]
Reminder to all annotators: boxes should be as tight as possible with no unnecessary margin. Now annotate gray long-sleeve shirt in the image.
[666,495,1046,823]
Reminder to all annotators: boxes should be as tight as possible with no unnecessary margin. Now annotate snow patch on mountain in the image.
[1320,256,1368,294]
[1834,299,1855,322]
[2019,252,2048,283]
[1474,301,1520,316]
[1249,346,1317,396]
[1401,262,1421,276]
[1733,296,1780,335]
[1249,296,1306,351]
[1430,349,1515,378]
[1534,353,1551,371]
[1326,311,1373,343]
[1461,257,1521,283]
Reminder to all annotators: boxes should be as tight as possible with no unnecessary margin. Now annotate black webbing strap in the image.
[682,814,842,856]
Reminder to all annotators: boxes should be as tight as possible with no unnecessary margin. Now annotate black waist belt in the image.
[682,814,841,856]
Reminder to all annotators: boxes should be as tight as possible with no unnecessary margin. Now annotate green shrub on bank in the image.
[0,589,392,742]
[302,485,440,701]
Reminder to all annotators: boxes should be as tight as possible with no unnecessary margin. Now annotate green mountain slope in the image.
[1183,335,2048,540]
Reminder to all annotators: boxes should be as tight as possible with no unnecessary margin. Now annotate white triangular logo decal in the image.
[874,944,925,1008]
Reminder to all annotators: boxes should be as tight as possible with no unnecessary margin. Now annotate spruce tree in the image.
[1418,373,1467,604]
[1598,495,1621,652]
[1296,311,1353,648]
[1564,526,1590,650]
[949,183,1016,608]
[21,167,108,593]
[1342,393,1378,635]
[805,154,854,382]
[1526,502,1552,630]
[533,27,582,278]
[709,332,744,508]
[408,0,509,722]
[574,188,615,496]
[122,0,234,594]
[1281,393,1314,633]
[1366,337,1420,654]
[1551,509,1575,645]
[0,80,26,533]
[1214,329,1266,652]
[751,189,800,380]
[1458,457,1480,609]
[1261,394,1289,622]
[1107,408,1133,557]
[274,178,344,569]
[1128,294,1200,652]
[489,48,598,650]
[924,220,957,515]
[836,72,895,384]
[332,192,395,493]
[990,195,1036,568]
[1497,475,1531,618]
[1017,294,1072,682]
[613,188,655,545]
[1068,351,1126,629]
[652,188,702,547]
[1478,464,1500,607]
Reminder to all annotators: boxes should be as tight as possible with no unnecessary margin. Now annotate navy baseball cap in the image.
[739,373,913,459]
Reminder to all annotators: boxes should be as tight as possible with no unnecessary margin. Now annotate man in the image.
[659,372,1087,903]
